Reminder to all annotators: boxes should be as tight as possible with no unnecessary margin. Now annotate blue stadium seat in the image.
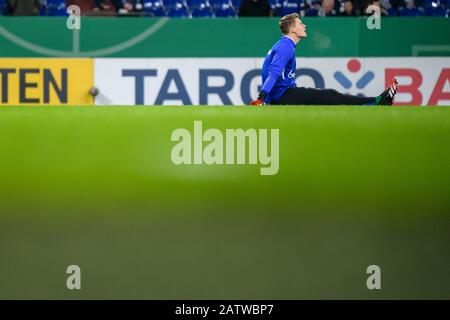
[191,3,213,16]
[0,0,6,16]
[422,0,449,8]
[305,8,318,16]
[231,0,241,8]
[398,7,425,16]
[39,0,48,15]
[167,2,189,17]
[214,4,236,16]
[143,0,167,16]
[144,0,162,8]
[422,0,448,16]
[425,6,446,15]
[209,0,231,9]
[270,0,282,16]
[387,7,398,16]
[281,0,300,16]
[45,0,66,16]
[164,0,186,8]
[187,0,209,8]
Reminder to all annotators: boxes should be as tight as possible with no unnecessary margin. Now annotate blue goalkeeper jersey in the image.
[260,36,297,104]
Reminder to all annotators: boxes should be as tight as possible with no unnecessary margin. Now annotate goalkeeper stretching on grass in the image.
[250,13,398,106]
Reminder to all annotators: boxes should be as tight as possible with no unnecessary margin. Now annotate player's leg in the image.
[274,79,398,106]
[275,87,376,105]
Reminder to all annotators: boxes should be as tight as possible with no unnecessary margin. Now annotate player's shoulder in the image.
[276,37,295,50]
[271,37,294,56]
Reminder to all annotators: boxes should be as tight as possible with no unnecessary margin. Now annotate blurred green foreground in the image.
[0,106,449,299]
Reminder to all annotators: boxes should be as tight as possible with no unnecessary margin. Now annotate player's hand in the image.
[249,92,266,106]
[250,98,264,106]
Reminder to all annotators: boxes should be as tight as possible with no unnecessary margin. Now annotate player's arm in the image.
[251,45,290,106]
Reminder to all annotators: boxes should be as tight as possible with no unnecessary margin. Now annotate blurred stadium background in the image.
[0,0,449,299]
[1,0,450,18]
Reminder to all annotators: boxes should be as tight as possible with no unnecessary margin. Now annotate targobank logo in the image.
[333,59,375,96]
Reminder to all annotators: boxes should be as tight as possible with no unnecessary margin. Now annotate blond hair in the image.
[279,13,299,35]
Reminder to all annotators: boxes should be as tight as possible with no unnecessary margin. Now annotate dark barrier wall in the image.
[0,17,449,57]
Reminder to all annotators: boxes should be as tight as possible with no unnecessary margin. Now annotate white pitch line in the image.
[412,45,450,57]
[0,18,169,57]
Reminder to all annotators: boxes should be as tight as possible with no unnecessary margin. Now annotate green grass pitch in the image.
[0,105,449,299]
